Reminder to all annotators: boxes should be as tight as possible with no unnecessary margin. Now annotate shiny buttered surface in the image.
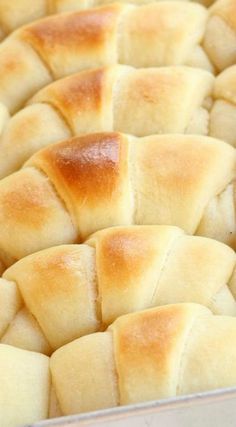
[0,0,235,114]
[2,303,236,426]
[1,225,236,355]
[0,132,234,272]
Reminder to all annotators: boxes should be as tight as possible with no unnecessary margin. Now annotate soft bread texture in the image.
[203,0,236,71]
[0,344,50,427]
[210,64,236,146]
[51,304,236,414]
[1,225,236,355]
[0,65,215,178]
[0,0,215,40]
[3,304,236,426]
[0,132,235,272]
[2,63,236,179]
[0,2,216,113]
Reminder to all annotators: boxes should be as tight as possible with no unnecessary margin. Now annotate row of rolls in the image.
[1,0,236,427]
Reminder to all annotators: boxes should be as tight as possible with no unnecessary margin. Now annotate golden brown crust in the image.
[32,66,117,133]
[27,132,133,238]
[87,225,183,324]
[0,166,77,263]
[40,68,108,123]
[1,224,236,356]
[0,65,212,179]
[106,305,210,403]
[20,5,122,78]
[0,1,217,114]
[0,132,234,269]
[51,303,236,413]
[5,301,236,424]
[30,133,123,200]
[5,244,99,350]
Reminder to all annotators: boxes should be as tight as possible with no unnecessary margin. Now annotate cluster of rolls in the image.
[1,0,236,427]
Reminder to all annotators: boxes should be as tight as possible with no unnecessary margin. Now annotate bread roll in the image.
[0,65,215,178]
[3,63,236,179]
[1,225,236,354]
[0,0,214,40]
[0,133,234,271]
[51,304,236,414]
[204,0,236,71]
[2,303,236,425]
[0,343,50,427]
[0,2,213,113]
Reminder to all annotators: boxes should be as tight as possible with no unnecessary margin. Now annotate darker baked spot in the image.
[99,228,157,287]
[117,305,187,363]
[42,133,124,201]
[44,68,108,116]
[22,6,120,53]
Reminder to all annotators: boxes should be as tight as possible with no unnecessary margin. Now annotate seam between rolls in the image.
[196,181,235,235]
[214,96,236,108]
[0,19,8,37]
[6,275,53,351]
[48,381,62,419]
[176,314,200,396]
[116,5,134,65]
[30,165,79,239]
[39,100,74,136]
[94,256,104,332]
[0,303,52,354]
[111,69,123,132]
[208,282,236,313]
[90,245,103,331]
[0,306,23,341]
[22,37,54,80]
[82,238,103,328]
[0,249,10,273]
[150,234,183,305]
[196,180,236,239]
[208,255,236,309]
[228,260,236,293]
[199,41,214,71]
[128,139,138,226]
[0,282,24,340]
[47,0,56,14]
[108,329,121,406]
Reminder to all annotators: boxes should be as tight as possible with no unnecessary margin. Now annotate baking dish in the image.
[27,386,236,427]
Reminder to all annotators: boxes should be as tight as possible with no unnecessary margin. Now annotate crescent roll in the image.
[2,304,236,426]
[0,2,213,113]
[0,65,215,178]
[1,225,236,355]
[0,0,214,40]
[0,133,234,272]
[51,304,236,414]
[2,64,236,179]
